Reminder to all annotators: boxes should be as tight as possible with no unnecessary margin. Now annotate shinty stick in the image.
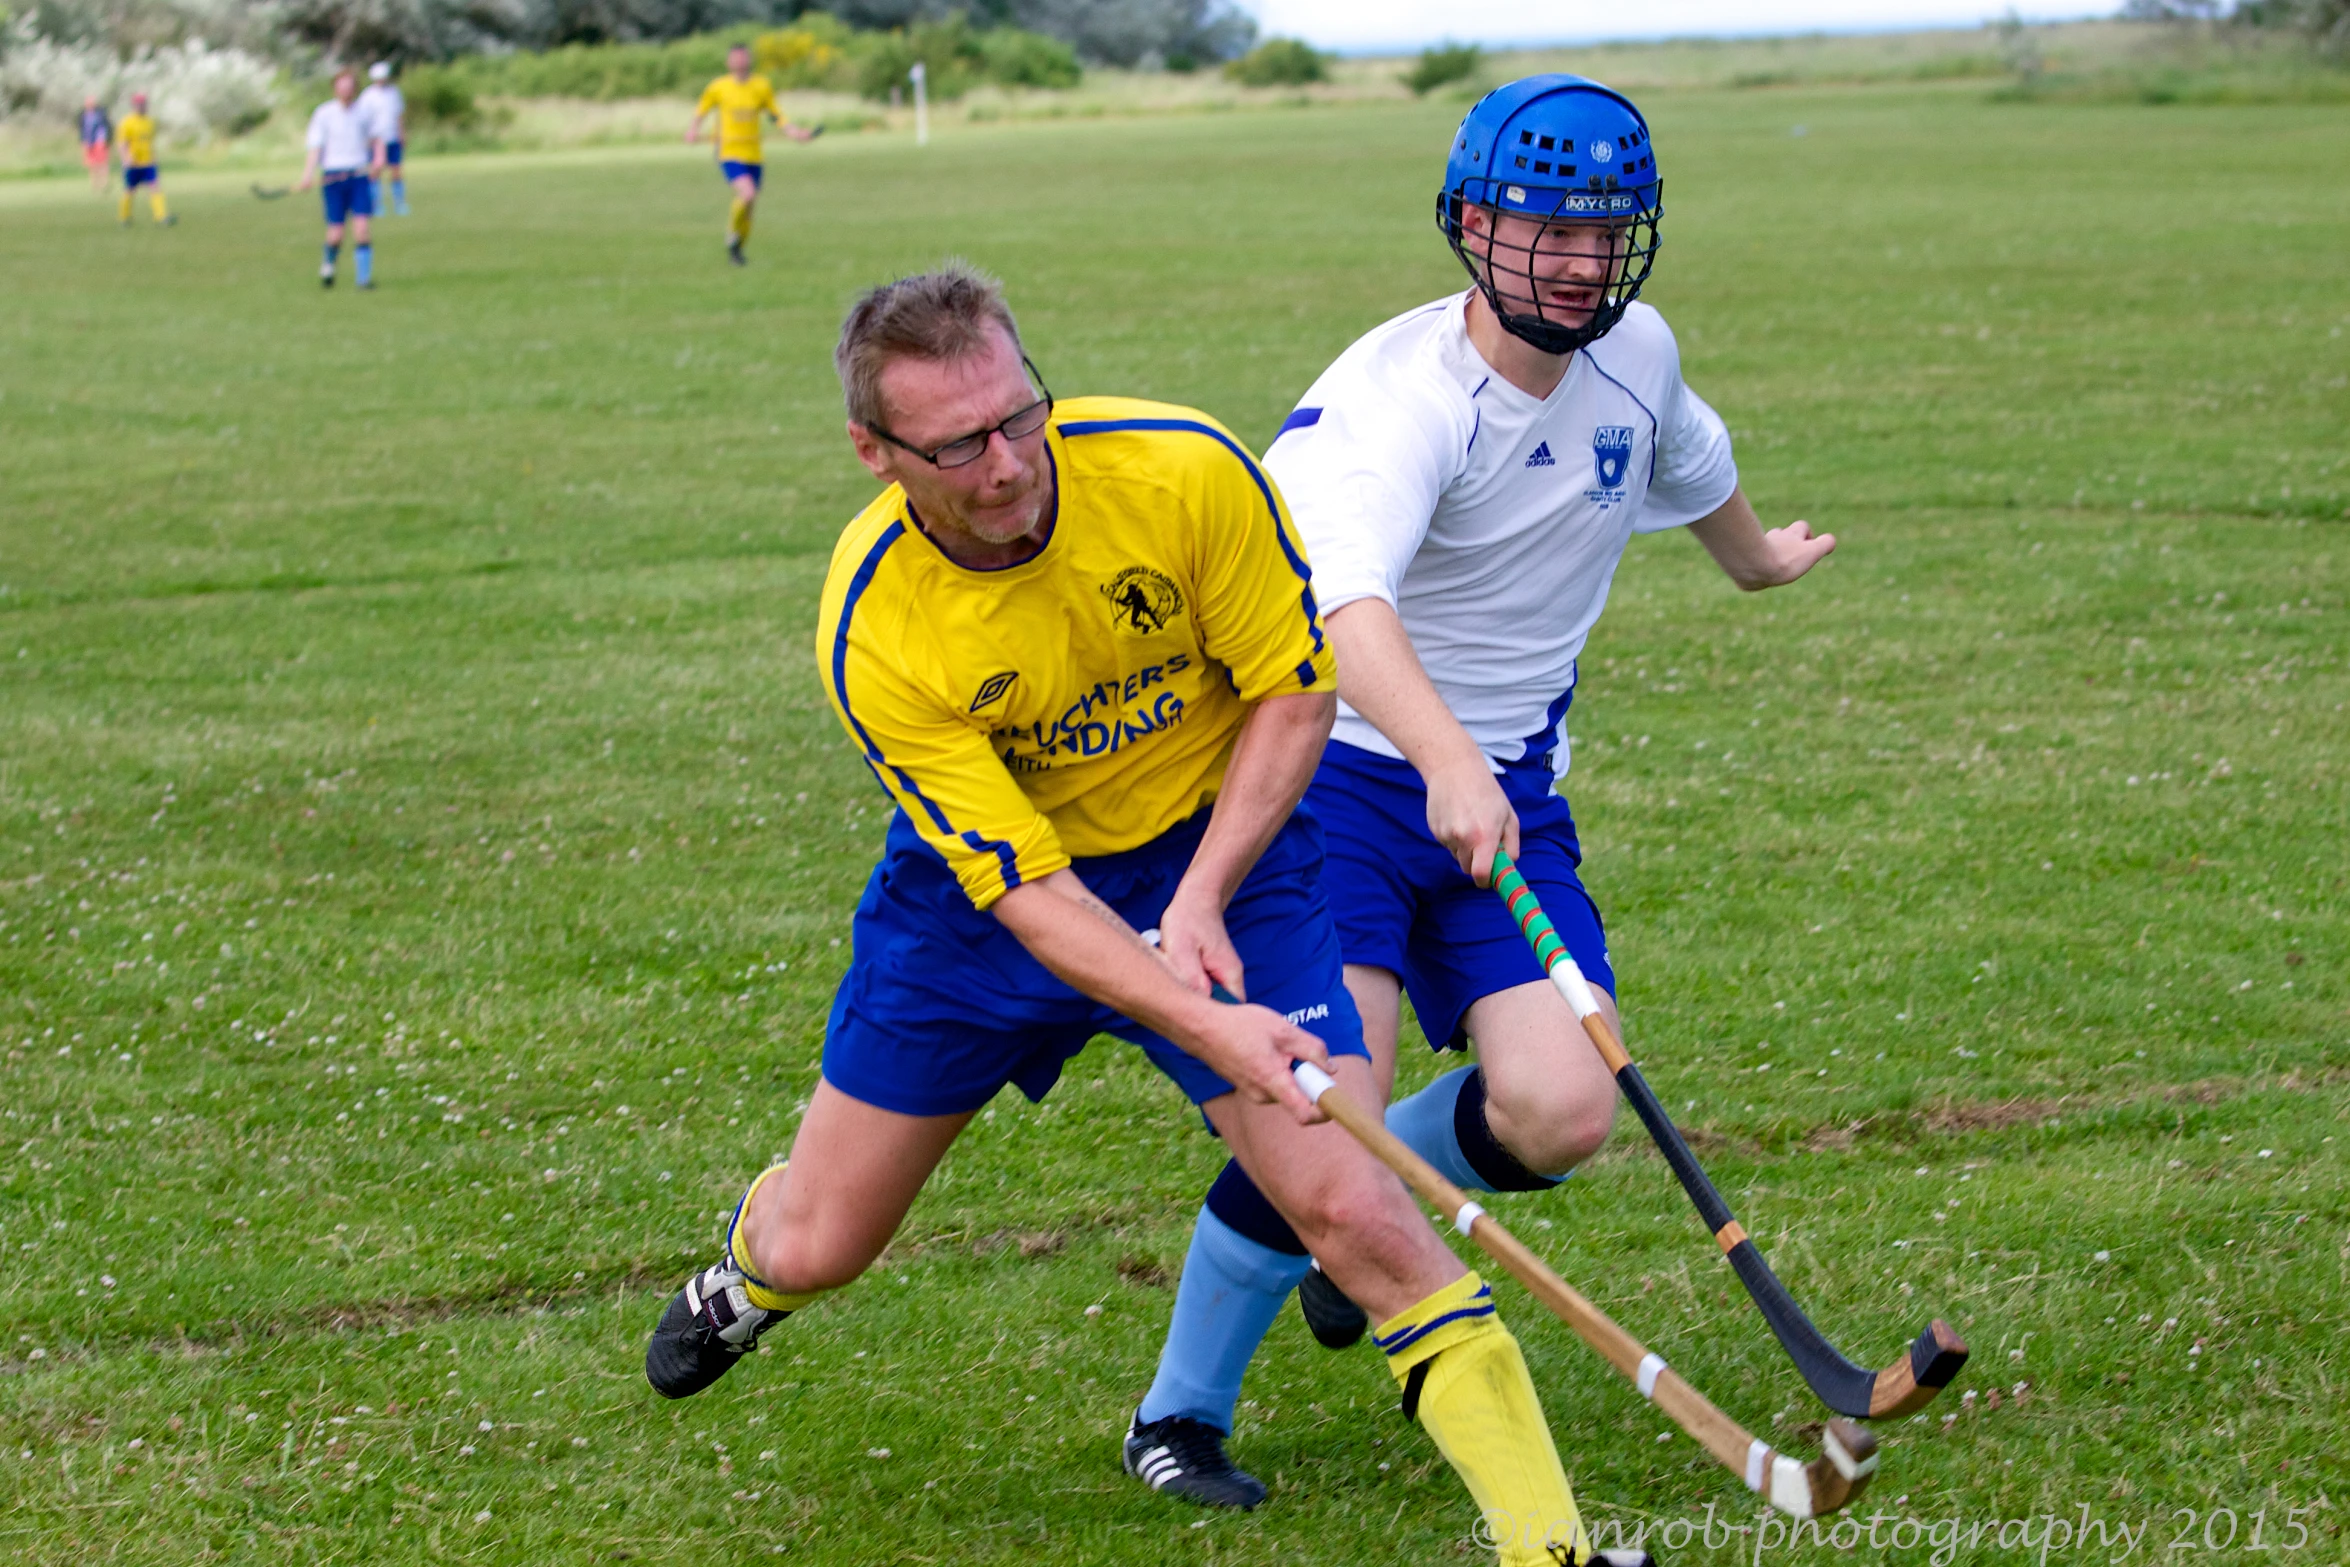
[1288,1059,1879,1521]
[1489,848,1967,1421]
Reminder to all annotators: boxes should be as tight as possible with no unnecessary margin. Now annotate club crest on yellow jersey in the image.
[1101,567,1184,636]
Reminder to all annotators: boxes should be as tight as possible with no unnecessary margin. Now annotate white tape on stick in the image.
[1291,1061,1336,1104]
[1744,1440,1769,1493]
[1453,1200,1485,1236]
[1635,1352,1667,1400]
[1770,1454,1815,1519]
[1559,964,1602,1020]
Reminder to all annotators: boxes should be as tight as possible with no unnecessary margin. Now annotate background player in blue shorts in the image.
[298,69,385,290]
[1129,74,1840,1507]
[357,62,408,216]
[641,266,1621,1566]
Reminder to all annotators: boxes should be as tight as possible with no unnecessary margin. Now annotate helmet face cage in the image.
[1435,76,1664,357]
[1438,185,1662,356]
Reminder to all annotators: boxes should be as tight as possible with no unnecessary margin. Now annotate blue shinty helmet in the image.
[1437,74,1663,356]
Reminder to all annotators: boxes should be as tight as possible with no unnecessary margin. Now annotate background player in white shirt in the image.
[357,62,408,216]
[298,69,385,290]
[1125,74,1835,1521]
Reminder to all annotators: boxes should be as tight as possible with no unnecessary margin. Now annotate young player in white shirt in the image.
[357,62,408,216]
[1123,75,1836,1535]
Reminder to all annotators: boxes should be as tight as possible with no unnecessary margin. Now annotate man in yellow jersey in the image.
[642,267,1634,1567]
[116,93,173,227]
[687,42,818,267]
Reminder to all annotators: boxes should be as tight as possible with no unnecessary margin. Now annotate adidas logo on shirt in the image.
[1524,441,1556,468]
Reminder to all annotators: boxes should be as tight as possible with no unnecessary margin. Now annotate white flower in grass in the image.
[474,1509,492,1523]
[478,1420,493,1432]
[867,1447,891,1459]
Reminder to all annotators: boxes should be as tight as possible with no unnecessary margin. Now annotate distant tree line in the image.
[0,0,1258,67]
[2120,0,2349,53]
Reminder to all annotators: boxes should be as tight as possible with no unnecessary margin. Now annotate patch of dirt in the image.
[971,1228,1067,1260]
[1798,1119,1876,1153]
[1115,1254,1172,1289]
[1915,1098,2072,1135]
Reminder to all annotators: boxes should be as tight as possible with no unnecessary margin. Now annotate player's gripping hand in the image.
[1186,1001,1332,1126]
[1427,758,1521,887]
[1746,518,1836,588]
[1155,885,1246,1002]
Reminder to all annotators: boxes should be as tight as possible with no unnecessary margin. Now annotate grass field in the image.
[3,81,2348,1565]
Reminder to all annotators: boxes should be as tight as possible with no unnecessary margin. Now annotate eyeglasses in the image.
[868,357,1054,470]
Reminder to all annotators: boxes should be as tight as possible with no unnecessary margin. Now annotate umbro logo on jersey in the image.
[1524,442,1556,469]
[969,671,1019,713]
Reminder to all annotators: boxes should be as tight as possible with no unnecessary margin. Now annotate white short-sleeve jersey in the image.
[1267,291,1737,777]
[357,83,405,142]
[306,99,377,173]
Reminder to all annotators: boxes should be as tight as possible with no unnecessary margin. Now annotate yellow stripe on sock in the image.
[727,1164,828,1312]
[1382,1273,1588,1567]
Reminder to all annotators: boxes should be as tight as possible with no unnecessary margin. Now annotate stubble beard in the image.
[949,475,1049,548]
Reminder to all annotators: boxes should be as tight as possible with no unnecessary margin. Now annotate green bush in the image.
[979,27,1082,89]
[439,34,744,101]
[403,64,484,128]
[1224,37,1324,86]
[856,16,982,102]
[1402,41,1479,95]
[420,18,1086,107]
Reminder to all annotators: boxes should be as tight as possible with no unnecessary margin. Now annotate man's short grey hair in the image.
[835,262,1025,431]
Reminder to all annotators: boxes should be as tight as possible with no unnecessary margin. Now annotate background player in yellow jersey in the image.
[116,93,172,227]
[686,43,819,267]
[640,266,1644,1567]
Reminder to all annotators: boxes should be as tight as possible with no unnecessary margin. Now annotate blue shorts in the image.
[1309,740,1615,1053]
[383,140,404,167]
[823,809,1369,1117]
[321,172,375,225]
[124,164,157,188]
[720,160,762,187]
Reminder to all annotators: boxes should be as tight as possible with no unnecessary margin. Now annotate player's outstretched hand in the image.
[1156,887,1244,1001]
[1427,760,1520,887]
[1191,1003,1330,1126]
[1750,518,1836,587]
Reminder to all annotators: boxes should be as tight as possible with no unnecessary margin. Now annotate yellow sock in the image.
[726,1164,829,1312]
[1377,1273,1588,1567]
[151,192,169,222]
[119,192,132,222]
[727,197,751,243]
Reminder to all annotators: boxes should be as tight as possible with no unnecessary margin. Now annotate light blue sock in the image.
[1137,1207,1310,1432]
[392,178,406,210]
[355,243,372,286]
[1385,1063,1496,1193]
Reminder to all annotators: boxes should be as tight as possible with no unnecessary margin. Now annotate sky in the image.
[1239,1,2096,53]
